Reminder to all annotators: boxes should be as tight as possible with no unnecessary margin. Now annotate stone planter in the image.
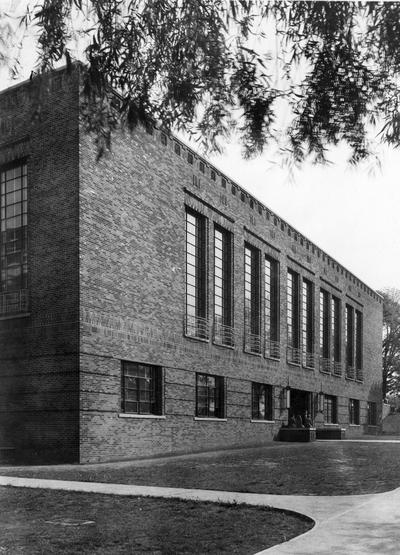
[277,427,316,442]
[316,427,346,440]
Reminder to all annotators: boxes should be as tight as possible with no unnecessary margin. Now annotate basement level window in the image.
[252,383,273,421]
[324,394,338,424]
[368,402,377,426]
[121,361,163,416]
[196,373,225,418]
[349,398,360,425]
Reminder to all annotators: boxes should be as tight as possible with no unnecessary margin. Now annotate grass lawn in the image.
[2,441,400,496]
[0,487,312,554]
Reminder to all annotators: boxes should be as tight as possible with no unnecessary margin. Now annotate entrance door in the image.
[290,389,313,421]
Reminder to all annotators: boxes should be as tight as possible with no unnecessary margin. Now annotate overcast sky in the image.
[207,141,400,292]
[1,0,399,293]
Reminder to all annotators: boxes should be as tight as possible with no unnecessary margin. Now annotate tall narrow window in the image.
[214,226,233,346]
[319,289,330,373]
[302,279,314,368]
[287,269,300,364]
[331,296,342,376]
[345,304,355,379]
[324,394,338,424]
[0,161,28,315]
[349,398,360,425]
[252,383,273,421]
[355,310,363,381]
[265,256,280,359]
[196,373,225,418]
[121,362,162,415]
[185,209,208,339]
[244,244,261,353]
[367,401,377,426]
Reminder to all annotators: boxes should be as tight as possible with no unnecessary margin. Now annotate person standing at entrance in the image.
[295,414,304,428]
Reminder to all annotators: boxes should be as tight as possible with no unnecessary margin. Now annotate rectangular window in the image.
[319,289,330,373]
[345,305,355,378]
[355,310,363,381]
[0,161,28,315]
[121,362,162,415]
[287,269,300,363]
[331,296,342,375]
[196,373,225,418]
[349,398,360,425]
[252,383,273,421]
[185,209,208,339]
[324,394,338,424]
[368,401,377,426]
[302,279,314,367]
[264,256,280,359]
[244,244,261,353]
[214,226,233,346]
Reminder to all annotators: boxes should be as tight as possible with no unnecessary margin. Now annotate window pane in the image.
[122,362,162,415]
[196,373,224,418]
[244,245,261,352]
[214,226,233,343]
[287,270,300,349]
[185,209,208,338]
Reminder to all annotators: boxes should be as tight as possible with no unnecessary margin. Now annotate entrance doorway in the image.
[289,389,313,421]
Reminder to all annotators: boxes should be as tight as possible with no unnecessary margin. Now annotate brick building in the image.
[0,67,383,463]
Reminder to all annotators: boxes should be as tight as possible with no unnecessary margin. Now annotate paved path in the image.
[0,475,399,554]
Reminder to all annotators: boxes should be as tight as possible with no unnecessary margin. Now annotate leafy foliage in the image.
[380,288,400,397]
[4,1,400,162]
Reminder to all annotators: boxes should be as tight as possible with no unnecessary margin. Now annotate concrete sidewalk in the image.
[0,475,399,554]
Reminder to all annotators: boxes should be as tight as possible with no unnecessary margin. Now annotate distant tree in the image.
[3,1,400,161]
[380,288,400,398]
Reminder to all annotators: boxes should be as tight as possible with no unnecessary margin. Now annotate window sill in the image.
[302,365,315,371]
[265,356,280,362]
[213,341,235,350]
[287,361,301,367]
[118,413,166,420]
[194,417,227,422]
[184,334,209,344]
[0,312,31,321]
[250,419,275,424]
[243,350,262,357]
[349,424,360,427]
[323,423,339,426]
